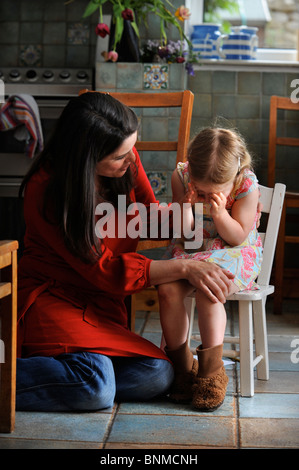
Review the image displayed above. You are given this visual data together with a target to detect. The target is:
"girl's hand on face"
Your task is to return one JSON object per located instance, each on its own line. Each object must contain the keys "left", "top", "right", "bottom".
{"left": 209, "top": 192, "right": 227, "bottom": 217}
{"left": 183, "top": 182, "right": 198, "bottom": 205}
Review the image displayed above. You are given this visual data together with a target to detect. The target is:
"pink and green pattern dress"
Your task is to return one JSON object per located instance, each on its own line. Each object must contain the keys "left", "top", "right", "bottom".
{"left": 171, "top": 161, "right": 263, "bottom": 291}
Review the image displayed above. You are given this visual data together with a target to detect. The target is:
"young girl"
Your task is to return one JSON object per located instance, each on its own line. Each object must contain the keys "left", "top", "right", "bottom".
{"left": 158, "top": 127, "right": 263, "bottom": 411}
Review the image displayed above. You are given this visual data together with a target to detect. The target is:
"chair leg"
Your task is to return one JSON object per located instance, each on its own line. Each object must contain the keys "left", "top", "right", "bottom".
{"left": 0, "top": 296, "right": 17, "bottom": 432}
{"left": 185, "top": 296, "right": 196, "bottom": 348}
{"left": 0, "top": 250, "right": 17, "bottom": 433}
{"left": 253, "top": 298, "right": 269, "bottom": 381}
{"left": 239, "top": 300, "right": 254, "bottom": 397}
{"left": 273, "top": 201, "right": 286, "bottom": 315}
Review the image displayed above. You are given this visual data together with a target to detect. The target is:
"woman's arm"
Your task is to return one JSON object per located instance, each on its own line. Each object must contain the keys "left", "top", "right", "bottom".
{"left": 149, "top": 257, "right": 235, "bottom": 303}
{"left": 211, "top": 187, "right": 259, "bottom": 246}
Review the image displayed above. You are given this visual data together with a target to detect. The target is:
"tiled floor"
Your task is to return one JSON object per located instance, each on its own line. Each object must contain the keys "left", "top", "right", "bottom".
{"left": 0, "top": 299, "right": 298, "bottom": 450}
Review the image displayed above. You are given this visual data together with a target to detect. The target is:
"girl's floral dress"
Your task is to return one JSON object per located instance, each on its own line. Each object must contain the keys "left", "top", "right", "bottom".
{"left": 171, "top": 161, "right": 263, "bottom": 291}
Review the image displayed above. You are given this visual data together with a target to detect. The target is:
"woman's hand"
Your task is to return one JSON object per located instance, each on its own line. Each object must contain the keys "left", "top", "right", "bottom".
{"left": 150, "top": 258, "right": 235, "bottom": 304}
{"left": 184, "top": 259, "right": 235, "bottom": 303}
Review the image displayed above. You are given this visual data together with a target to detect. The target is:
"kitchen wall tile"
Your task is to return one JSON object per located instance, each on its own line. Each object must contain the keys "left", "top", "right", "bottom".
{"left": 95, "top": 62, "right": 116, "bottom": 89}
{"left": 262, "top": 72, "right": 286, "bottom": 96}
{"left": 169, "top": 63, "right": 186, "bottom": 90}
{"left": 0, "top": 22, "right": 19, "bottom": 44}
{"left": 0, "top": 0, "right": 20, "bottom": 21}
{"left": 193, "top": 93, "right": 212, "bottom": 118}
{"left": 67, "top": 23, "right": 90, "bottom": 45}
{"left": 237, "top": 95, "right": 260, "bottom": 119}
{"left": 146, "top": 171, "right": 167, "bottom": 197}
{"left": 141, "top": 151, "right": 169, "bottom": 170}
{"left": 213, "top": 71, "right": 236, "bottom": 93}
{"left": 43, "top": 22, "right": 66, "bottom": 45}
{"left": 188, "top": 70, "right": 212, "bottom": 94}
{"left": 142, "top": 117, "right": 168, "bottom": 142}
{"left": 44, "top": 1, "right": 66, "bottom": 22}
{"left": 19, "top": 44, "right": 42, "bottom": 66}
{"left": 143, "top": 64, "right": 169, "bottom": 90}
{"left": 1, "top": 45, "right": 19, "bottom": 67}
{"left": 43, "top": 45, "right": 66, "bottom": 67}
{"left": 213, "top": 95, "right": 236, "bottom": 119}
{"left": 117, "top": 63, "right": 142, "bottom": 89}
{"left": 238, "top": 71, "right": 261, "bottom": 94}
{"left": 66, "top": 45, "right": 90, "bottom": 67}
{"left": 20, "top": 0, "right": 44, "bottom": 21}
{"left": 20, "top": 22, "right": 43, "bottom": 44}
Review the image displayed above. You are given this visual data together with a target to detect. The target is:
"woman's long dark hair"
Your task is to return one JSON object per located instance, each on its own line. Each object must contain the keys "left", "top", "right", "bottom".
{"left": 19, "top": 92, "right": 139, "bottom": 263}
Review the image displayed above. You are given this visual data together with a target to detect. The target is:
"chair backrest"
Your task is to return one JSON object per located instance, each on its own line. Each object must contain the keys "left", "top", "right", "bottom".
{"left": 79, "top": 89, "right": 194, "bottom": 166}
{"left": 79, "top": 89, "right": 194, "bottom": 250}
{"left": 268, "top": 95, "right": 299, "bottom": 187}
{"left": 257, "top": 183, "right": 286, "bottom": 286}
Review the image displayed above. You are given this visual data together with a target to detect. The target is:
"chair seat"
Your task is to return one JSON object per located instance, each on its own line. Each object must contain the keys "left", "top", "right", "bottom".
{"left": 186, "top": 284, "right": 274, "bottom": 302}
{"left": 186, "top": 183, "right": 286, "bottom": 397}
{"left": 227, "top": 285, "right": 274, "bottom": 301}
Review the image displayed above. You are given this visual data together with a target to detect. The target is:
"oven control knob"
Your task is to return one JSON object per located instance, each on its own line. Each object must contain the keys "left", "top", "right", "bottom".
{"left": 59, "top": 70, "right": 71, "bottom": 81}
{"left": 43, "top": 70, "right": 54, "bottom": 81}
{"left": 76, "top": 70, "right": 88, "bottom": 82}
{"left": 9, "top": 69, "right": 21, "bottom": 81}
{"left": 26, "top": 69, "right": 37, "bottom": 81}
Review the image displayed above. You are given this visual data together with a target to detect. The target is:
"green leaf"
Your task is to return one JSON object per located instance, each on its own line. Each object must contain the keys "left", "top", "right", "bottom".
{"left": 114, "top": 16, "right": 124, "bottom": 48}
{"left": 82, "top": 1, "right": 100, "bottom": 18}
{"left": 131, "top": 21, "right": 140, "bottom": 38}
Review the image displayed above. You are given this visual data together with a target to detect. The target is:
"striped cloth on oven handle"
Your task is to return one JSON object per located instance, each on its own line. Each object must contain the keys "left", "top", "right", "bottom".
{"left": 0, "top": 94, "right": 44, "bottom": 158}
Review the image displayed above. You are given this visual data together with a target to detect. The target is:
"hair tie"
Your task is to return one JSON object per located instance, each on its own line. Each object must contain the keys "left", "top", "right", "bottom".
{"left": 237, "top": 156, "right": 241, "bottom": 174}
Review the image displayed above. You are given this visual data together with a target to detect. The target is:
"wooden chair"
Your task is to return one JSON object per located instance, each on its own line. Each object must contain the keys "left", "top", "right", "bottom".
{"left": 186, "top": 184, "right": 286, "bottom": 397}
{"left": 79, "top": 90, "right": 194, "bottom": 330}
{"left": 0, "top": 240, "right": 18, "bottom": 432}
{"left": 268, "top": 95, "right": 299, "bottom": 314}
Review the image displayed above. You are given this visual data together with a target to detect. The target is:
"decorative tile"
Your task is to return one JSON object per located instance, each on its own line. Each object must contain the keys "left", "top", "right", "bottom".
{"left": 147, "top": 171, "right": 167, "bottom": 196}
{"left": 67, "top": 23, "right": 90, "bottom": 45}
{"left": 143, "top": 64, "right": 168, "bottom": 90}
{"left": 19, "top": 44, "right": 42, "bottom": 66}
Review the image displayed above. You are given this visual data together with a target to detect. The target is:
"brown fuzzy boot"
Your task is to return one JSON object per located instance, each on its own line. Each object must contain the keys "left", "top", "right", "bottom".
{"left": 165, "top": 341, "right": 198, "bottom": 403}
{"left": 192, "top": 344, "right": 228, "bottom": 412}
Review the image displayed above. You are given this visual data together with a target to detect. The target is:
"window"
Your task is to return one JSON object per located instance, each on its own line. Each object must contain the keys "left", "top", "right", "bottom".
{"left": 185, "top": 0, "right": 299, "bottom": 60}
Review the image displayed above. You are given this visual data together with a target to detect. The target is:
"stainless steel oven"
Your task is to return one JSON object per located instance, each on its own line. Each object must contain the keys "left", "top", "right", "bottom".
{"left": 0, "top": 67, "right": 93, "bottom": 254}
{"left": 0, "top": 67, "right": 93, "bottom": 197}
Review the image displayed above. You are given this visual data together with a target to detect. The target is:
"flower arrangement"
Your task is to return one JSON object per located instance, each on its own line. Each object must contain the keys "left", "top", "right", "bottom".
{"left": 140, "top": 39, "right": 198, "bottom": 75}
{"left": 79, "top": 1, "right": 192, "bottom": 63}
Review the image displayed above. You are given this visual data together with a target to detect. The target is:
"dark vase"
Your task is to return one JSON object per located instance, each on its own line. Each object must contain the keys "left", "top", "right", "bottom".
{"left": 109, "top": 18, "right": 140, "bottom": 62}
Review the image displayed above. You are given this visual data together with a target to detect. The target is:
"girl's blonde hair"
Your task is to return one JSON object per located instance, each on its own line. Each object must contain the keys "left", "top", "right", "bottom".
{"left": 187, "top": 127, "right": 252, "bottom": 187}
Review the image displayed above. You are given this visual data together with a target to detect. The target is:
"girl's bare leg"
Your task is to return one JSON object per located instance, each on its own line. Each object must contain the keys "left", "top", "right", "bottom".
{"left": 158, "top": 280, "right": 194, "bottom": 350}
{"left": 195, "top": 280, "right": 239, "bottom": 348}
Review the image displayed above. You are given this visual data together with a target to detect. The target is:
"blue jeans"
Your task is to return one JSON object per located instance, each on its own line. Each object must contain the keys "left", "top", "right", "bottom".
{"left": 16, "top": 352, "right": 174, "bottom": 411}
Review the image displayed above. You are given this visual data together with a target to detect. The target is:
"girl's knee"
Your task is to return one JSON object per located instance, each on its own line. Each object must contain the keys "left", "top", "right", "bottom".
{"left": 158, "top": 282, "right": 182, "bottom": 304}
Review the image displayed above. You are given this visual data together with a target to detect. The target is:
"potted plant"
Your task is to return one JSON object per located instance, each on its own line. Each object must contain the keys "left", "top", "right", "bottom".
{"left": 80, "top": 0, "right": 192, "bottom": 63}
